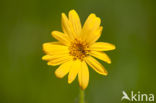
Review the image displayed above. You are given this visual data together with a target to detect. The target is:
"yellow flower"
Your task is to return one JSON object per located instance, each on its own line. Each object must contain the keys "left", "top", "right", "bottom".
{"left": 42, "top": 10, "right": 116, "bottom": 90}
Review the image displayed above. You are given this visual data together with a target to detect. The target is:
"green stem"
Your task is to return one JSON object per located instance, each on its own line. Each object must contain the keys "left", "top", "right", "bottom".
{"left": 79, "top": 89, "right": 85, "bottom": 103}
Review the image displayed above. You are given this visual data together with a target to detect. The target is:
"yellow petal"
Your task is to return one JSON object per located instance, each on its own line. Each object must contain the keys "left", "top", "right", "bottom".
{"left": 61, "top": 13, "right": 76, "bottom": 39}
{"left": 42, "top": 42, "right": 72, "bottom": 65}
{"left": 87, "top": 26, "right": 103, "bottom": 44}
{"left": 68, "top": 60, "right": 81, "bottom": 84}
{"left": 47, "top": 55, "right": 72, "bottom": 66}
{"left": 81, "top": 14, "right": 101, "bottom": 41}
{"left": 68, "top": 10, "right": 82, "bottom": 36}
{"left": 85, "top": 56, "right": 108, "bottom": 76}
{"left": 90, "top": 42, "right": 116, "bottom": 51}
{"left": 42, "top": 55, "right": 53, "bottom": 60}
{"left": 42, "top": 53, "right": 70, "bottom": 61}
{"left": 51, "top": 31, "right": 70, "bottom": 46}
{"left": 89, "top": 51, "right": 111, "bottom": 64}
{"left": 55, "top": 61, "right": 73, "bottom": 78}
{"left": 78, "top": 61, "right": 89, "bottom": 90}
{"left": 42, "top": 42, "right": 69, "bottom": 55}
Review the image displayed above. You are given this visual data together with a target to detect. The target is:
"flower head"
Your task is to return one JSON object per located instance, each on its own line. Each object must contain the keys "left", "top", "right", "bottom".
{"left": 42, "top": 10, "right": 116, "bottom": 90}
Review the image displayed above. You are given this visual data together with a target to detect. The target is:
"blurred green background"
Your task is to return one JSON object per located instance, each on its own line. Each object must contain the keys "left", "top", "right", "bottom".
{"left": 0, "top": 0, "right": 156, "bottom": 103}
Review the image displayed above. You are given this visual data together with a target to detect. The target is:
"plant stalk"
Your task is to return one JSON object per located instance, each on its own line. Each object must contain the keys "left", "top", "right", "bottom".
{"left": 79, "top": 89, "right": 85, "bottom": 103}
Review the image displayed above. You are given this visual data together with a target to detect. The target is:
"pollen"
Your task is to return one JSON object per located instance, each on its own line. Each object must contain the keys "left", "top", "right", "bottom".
{"left": 69, "top": 39, "right": 90, "bottom": 60}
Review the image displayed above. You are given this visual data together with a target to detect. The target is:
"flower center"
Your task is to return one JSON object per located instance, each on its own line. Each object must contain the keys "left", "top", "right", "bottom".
{"left": 69, "top": 39, "right": 90, "bottom": 60}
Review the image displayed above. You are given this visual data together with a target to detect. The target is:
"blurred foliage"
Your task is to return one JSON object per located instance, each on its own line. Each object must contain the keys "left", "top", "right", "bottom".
{"left": 0, "top": 0, "right": 156, "bottom": 103}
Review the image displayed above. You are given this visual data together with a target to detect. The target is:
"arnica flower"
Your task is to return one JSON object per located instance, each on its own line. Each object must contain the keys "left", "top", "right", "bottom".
{"left": 42, "top": 10, "right": 116, "bottom": 90}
